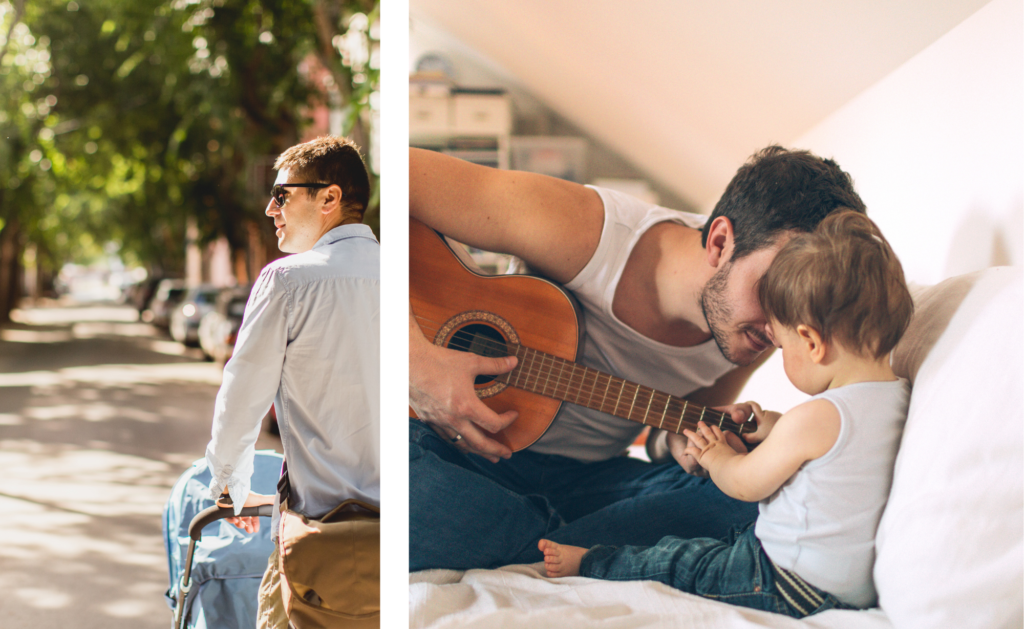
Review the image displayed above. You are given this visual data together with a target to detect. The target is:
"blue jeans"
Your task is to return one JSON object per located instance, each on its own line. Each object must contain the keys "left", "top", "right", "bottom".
{"left": 409, "top": 418, "right": 758, "bottom": 571}
{"left": 580, "top": 523, "right": 853, "bottom": 618}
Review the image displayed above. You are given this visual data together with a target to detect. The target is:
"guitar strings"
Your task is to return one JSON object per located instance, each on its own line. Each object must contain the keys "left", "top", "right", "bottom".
{"left": 412, "top": 315, "right": 749, "bottom": 434}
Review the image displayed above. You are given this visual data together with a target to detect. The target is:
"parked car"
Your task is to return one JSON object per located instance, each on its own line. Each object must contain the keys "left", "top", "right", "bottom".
{"left": 142, "top": 279, "right": 187, "bottom": 328}
{"left": 170, "top": 285, "right": 221, "bottom": 346}
{"left": 197, "top": 285, "right": 251, "bottom": 363}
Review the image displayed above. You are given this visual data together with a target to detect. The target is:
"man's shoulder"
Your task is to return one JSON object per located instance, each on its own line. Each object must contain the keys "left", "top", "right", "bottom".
{"left": 262, "top": 242, "right": 378, "bottom": 286}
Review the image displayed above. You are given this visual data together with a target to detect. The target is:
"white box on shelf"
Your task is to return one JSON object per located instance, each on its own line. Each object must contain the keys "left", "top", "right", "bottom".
{"left": 410, "top": 95, "right": 451, "bottom": 136}
{"left": 451, "top": 93, "right": 511, "bottom": 136}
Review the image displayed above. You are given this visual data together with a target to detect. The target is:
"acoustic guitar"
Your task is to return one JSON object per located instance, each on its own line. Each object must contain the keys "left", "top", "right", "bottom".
{"left": 409, "top": 217, "right": 755, "bottom": 452}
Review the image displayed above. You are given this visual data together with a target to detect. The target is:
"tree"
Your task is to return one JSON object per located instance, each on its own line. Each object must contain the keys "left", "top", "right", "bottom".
{"left": 0, "top": 0, "right": 379, "bottom": 321}
{"left": 0, "top": 0, "right": 53, "bottom": 317}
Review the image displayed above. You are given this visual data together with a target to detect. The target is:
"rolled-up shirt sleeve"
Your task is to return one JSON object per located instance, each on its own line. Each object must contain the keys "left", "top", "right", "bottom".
{"left": 205, "top": 267, "right": 290, "bottom": 514}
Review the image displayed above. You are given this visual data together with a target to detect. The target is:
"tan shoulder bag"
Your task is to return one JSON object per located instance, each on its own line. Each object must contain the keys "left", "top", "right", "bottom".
{"left": 277, "top": 487, "right": 379, "bottom": 628}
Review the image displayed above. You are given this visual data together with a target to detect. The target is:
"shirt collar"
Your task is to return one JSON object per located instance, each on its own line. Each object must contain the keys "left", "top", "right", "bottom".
{"left": 312, "top": 223, "right": 378, "bottom": 250}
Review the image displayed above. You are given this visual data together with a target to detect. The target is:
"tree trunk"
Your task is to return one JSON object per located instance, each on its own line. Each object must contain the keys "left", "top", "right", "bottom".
{"left": 0, "top": 218, "right": 23, "bottom": 323}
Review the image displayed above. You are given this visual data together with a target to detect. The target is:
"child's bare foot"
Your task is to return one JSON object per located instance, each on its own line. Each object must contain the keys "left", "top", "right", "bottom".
{"left": 538, "top": 539, "right": 587, "bottom": 578}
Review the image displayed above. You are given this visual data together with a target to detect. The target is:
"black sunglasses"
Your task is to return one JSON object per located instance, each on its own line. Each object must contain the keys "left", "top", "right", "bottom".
{"left": 271, "top": 183, "right": 330, "bottom": 208}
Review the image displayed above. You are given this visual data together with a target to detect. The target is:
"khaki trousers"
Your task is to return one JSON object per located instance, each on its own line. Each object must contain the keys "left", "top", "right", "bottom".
{"left": 257, "top": 544, "right": 290, "bottom": 629}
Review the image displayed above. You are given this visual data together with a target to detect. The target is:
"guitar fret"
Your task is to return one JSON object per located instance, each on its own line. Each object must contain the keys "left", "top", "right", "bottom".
{"left": 679, "top": 401, "right": 688, "bottom": 434}
{"left": 659, "top": 395, "right": 670, "bottom": 429}
{"left": 531, "top": 351, "right": 541, "bottom": 394}
{"left": 548, "top": 354, "right": 559, "bottom": 397}
{"left": 548, "top": 357, "right": 557, "bottom": 397}
{"left": 626, "top": 384, "right": 640, "bottom": 422}
{"left": 584, "top": 366, "right": 595, "bottom": 408}
{"left": 516, "top": 347, "right": 527, "bottom": 389}
{"left": 542, "top": 353, "right": 553, "bottom": 396}
{"left": 612, "top": 378, "right": 625, "bottom": 417}
{"left": 565, "top": 360, "right": 574, "bottom": 402}
{"left": 642, "top": 389, "right": 655, "bottom": 426}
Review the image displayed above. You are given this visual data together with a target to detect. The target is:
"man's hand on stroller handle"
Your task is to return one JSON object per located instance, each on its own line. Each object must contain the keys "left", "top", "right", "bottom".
{"left": 217, "top": 491, "right": 275, "bottom": 534}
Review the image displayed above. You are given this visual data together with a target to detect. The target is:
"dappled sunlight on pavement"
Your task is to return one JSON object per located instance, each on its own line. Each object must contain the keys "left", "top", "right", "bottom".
{"left": 0, "top": 299, "right": 280, "bottom": 628}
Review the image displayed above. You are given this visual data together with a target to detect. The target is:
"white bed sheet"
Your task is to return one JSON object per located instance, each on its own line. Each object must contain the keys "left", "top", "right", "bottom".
{"left": 410, "top": 564, "right": 895, "bottom": 629}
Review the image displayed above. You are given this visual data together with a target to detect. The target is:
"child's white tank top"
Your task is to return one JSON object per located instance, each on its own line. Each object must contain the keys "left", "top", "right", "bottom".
{"left": 756, "top": 380, "right": 910, "bottom": 608}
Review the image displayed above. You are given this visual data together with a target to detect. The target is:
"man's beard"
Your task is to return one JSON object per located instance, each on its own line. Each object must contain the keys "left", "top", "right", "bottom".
{"left": 700, "top": 262, "right": 767, "bottom": 366}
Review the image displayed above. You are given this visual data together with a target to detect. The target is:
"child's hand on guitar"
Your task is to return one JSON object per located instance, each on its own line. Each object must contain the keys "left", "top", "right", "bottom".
{"left": 665, "top": 400, "right": 756, "bottom": 475}
{"left": 682, "top": 422, "right": 743, "bottom": 470}
{"left": 667, "top": 427, "right": 747, "bottom": 476}
{"left": 721, "top": 401, "right": 781, "bottom": 445}
{"left": 410, "top": 325, "right": 519, "bottom": 463}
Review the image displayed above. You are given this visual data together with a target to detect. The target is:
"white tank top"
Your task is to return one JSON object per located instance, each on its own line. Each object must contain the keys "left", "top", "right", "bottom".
{"left": 756, "top": 380, "right": 910, "bottom": 608}
{"left": 526, "top": 186, "right": 735, "bottom": 462}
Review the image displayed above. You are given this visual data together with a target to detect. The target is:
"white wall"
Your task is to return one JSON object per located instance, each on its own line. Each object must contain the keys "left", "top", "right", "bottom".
{"left": 739, "top": 0, "right": 1023, "bottom": 412}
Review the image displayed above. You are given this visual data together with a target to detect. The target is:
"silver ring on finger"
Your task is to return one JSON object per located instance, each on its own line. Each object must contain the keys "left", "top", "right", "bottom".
{"left": 450, "top": 433, "right": 463, "bottom": 443}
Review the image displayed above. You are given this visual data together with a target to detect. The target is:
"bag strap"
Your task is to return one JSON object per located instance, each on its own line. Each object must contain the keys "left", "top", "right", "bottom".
{"left": 277, "top": 459, "right": 291, "bottom": 512}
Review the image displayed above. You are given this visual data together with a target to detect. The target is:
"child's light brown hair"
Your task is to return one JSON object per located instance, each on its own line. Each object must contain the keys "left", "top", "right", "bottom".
{"left": 758, "top": 210, "right": 914, "bottom": 359}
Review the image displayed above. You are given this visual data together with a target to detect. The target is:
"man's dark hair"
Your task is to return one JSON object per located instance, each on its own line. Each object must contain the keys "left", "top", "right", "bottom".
{"left": 274, "top": 136, "right": 371, "bottom": 220}
{"left": 702, "top": 145, "right": 866, "bottom": 260}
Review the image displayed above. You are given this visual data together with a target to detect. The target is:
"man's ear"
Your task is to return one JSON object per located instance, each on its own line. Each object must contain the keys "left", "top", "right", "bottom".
{"left": 320, "top": 184, "right": 343, "bottom": 216}
{"left": 704, "top": 216, "right": 734, "bottom": 269}
{"left": 796, "top": 324, "right": 828, "bottom": 364}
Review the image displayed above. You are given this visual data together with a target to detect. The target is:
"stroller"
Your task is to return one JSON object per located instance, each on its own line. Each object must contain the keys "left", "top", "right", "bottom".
{"left": 163, "top": 450, "right": 284, "bottom": 629}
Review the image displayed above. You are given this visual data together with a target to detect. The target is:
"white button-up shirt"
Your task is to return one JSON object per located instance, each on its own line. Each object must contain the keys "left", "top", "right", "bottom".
{"left": 205, "top": 223, "right": 380, "bottom": 521}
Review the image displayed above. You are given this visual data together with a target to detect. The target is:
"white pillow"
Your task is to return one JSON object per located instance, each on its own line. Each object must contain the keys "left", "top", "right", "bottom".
{"left": 877, "top": 266, "right": 1023, "bottom": 628}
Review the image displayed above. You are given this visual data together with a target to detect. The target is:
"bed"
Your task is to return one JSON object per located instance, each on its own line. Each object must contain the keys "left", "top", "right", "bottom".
{"left": 410, "top": 266, "right": 1023, "bottom": 629}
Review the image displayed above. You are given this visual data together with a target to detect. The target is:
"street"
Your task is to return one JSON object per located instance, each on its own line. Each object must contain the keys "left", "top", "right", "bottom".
{"left": 0, "top": 299, "right": 280, "bottom": 628}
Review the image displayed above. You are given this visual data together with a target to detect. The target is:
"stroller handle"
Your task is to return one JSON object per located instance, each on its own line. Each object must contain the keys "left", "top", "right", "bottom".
{"left": 188, "top": 504, "right": 275, "bottom": 541}
{"left": 176, "top": 504, "right": 275, "bottom": 629}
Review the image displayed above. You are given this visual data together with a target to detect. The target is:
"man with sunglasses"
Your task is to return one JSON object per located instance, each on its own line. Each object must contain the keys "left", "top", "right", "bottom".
{"left": 204, "top": 136, "right": 380, "bottom": 628}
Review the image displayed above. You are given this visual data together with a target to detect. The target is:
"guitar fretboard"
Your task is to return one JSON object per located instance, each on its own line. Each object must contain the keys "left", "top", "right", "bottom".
{"left": 495, "top": 343, "right": 752, "bottom": 436}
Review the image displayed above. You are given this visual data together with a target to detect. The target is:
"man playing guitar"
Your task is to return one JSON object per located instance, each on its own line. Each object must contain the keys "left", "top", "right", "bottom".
{"left": 409, "top": 145, "right": 866, "bottom": 571}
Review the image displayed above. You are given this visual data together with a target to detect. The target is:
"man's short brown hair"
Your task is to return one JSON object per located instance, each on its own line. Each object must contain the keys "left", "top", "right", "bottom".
{"left": 758, "top": 210, "right": 914, "bottom": 359}
{"left": 274, "top": 136, "right": 370, "bottom": 221}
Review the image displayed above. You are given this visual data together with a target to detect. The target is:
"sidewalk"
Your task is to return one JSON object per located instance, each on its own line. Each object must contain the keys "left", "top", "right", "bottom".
{"left": 0, "top": 299, "right": 280, "bottom": 628}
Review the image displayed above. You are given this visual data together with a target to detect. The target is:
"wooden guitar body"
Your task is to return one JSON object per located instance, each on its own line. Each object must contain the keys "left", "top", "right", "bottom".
{"left": 409, "top": 218, "right": 584, "bottom": 451}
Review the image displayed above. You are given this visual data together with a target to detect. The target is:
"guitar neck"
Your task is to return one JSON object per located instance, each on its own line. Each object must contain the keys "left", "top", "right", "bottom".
{"left": 495, "top": 343, "right": 752, "bottom": 436}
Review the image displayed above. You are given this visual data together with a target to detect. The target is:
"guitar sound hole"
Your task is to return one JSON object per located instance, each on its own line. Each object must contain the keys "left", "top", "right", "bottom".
{"left": 449, "top": 324, "right": 508, "bottom": 385}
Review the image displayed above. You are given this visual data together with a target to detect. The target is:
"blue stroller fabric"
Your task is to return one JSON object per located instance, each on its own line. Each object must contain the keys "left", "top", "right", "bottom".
{"left": 163, "top": 450, "right": 283, "bottom": 629}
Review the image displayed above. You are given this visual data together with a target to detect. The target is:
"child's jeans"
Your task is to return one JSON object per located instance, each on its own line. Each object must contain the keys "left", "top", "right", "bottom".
{"left": 579, "top": 522, "right": 855, "bottom": 618}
